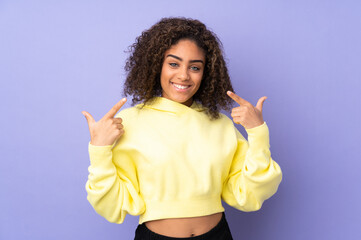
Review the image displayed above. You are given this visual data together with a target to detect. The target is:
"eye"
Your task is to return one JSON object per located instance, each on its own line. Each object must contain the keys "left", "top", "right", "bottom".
{"left": 169, "top": 63, "right": 178, "bottom": 67}
{"left": 190, "top": 66, "right": 200, "bottom": 71}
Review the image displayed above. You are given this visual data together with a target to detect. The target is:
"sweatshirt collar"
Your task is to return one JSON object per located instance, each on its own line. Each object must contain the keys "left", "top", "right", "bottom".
{"left": 137, "top": 97, "right": 206, "bottom": 114}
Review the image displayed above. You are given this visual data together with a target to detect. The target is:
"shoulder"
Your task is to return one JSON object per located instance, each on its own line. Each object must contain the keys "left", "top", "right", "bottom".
{"left": 216, "top": 112, "right": 247, "bottom": 140}
{"left": 217, "top": 112, "right": 234, "bottom": 126}
{"left": 114, "top": 105, "right": 142, "bottom": 120}
{"left": 202, "top": 112, "right": 238, "bottom": 136}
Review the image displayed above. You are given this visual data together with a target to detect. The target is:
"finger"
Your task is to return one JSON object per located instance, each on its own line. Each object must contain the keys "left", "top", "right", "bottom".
{"left": 104, "top": 98, "right": 127, "bottom": 119}
{"left": 82, "top": 111, "right": 95, "bottom": 125}
{"left": 232, "top": 106, "right": 247, "bottom": 113}
{"left": 119, "top": 128, "right": 125, "bottom": 135}
{"left": 256, "top": 96, "right": 267, "bottom": 112}
{"left": 227, "top": 91, "right": 251, "bottom": 106}
{"left": 113, "top": 118, "right": 123, "bottom": 124}
{"left": 233, "top": 117, "right": 242, "bottom": 125}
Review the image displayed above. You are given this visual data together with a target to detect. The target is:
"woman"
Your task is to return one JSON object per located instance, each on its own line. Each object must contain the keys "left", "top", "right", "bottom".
{"left": 82, "top": 17, "right": 282, "bottom": 239}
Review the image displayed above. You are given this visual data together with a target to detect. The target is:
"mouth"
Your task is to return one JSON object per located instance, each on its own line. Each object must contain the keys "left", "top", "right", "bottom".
{"left": 171, "top": 82, "right": 192, "bottom": 90}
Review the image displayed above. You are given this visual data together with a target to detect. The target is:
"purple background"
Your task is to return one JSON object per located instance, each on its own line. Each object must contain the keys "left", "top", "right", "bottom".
{"left": 1, "top": 0, "right": 360, "bottom": 239}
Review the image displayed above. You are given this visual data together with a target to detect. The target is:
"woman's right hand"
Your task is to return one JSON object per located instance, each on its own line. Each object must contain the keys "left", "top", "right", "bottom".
{"left": 82, "top": 98, "right": 127, "bottom": 146}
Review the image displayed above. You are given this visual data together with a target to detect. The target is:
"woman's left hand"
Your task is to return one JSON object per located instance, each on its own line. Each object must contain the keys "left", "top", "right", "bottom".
{"left": 227, "top": 91, "right": 266, "bottom": 129}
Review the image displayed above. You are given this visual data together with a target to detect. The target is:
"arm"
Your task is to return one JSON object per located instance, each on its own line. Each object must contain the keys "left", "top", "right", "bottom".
{"left": 221, "top": 122, "right": 282, "bottom": 211}
{"left": 85, "top": 142, "right": 145, "bottom": 224}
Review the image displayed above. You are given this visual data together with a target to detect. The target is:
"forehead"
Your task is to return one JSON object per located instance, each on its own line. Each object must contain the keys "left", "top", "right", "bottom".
{"left": 165, "top": 39, "right": 205, "bottom": 60}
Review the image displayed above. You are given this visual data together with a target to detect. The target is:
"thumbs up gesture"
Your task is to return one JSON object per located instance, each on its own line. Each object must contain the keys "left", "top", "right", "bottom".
{"left": 82, "top": 98, "right": 127, "bottom": 146}
{"left": 227, "top": 91, "right": 266, "bottom": 129}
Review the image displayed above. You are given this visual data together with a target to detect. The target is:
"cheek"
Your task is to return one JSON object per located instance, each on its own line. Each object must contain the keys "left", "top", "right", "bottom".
{"left": 160, "top": 69, "right": 168, "bottom": 86}
{"left": 195, "top": 72, "right": 204, "bottom": 85}
{"left": 160, "top": 67, "right": 172, "bottom": 82}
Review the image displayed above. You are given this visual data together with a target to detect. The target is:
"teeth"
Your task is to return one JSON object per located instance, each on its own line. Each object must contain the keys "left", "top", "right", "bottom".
{"left": 173, "top": 83, "right": 190, "bottom": 89}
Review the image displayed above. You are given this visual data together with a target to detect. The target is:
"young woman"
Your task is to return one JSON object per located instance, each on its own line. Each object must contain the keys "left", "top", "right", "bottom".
{"left": 82, "top": 17, "right": 282, "bottom": 240}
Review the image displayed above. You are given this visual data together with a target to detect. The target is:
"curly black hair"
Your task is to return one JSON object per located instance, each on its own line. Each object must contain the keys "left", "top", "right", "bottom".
{"left": 123, "top": 17, "right": 234, "bottom": 120}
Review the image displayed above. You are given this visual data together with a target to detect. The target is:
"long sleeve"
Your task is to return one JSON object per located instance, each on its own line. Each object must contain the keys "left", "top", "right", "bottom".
{"left": 221, "top": 121, "right": 282, "bottom": 211}
{"left": 85, "top": 141, "right": 146, "bottom": 224}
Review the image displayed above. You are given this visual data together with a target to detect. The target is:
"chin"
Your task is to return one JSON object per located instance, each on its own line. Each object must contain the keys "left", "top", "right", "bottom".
{"left": 162, "top": 87, "right": 198, "bottom": 106}
{"left": 163, "top": 93, "right": 192, "bottom": 105}
{"left": 173, "top": 96, "right": 192, "bottom": 103}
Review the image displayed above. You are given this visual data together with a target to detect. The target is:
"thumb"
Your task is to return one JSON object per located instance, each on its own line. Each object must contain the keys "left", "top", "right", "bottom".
{"left": 256, "top": 96, "right": 267, "bottom": 112}
{"left": 82, "top": 111, "right": 95, "bottom": 125}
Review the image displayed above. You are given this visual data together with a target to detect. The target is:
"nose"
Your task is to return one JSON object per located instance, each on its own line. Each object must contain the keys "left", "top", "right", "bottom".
{"left": 177, "top": 66, "right": 190, "bottom": 81}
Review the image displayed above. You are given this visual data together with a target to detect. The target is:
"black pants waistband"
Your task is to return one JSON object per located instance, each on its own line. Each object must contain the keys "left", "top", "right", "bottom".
{"left": 134, "top": 212, "right": 233, "bottom": 240}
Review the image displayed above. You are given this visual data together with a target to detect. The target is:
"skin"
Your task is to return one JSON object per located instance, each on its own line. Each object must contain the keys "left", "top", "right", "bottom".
{"left": 82, "top": 39, "right": 268, "bottom": 238}
{"left": 227, "top": 91, "right": 267, "bottom": 129}
{"left": 160, "top": 39, "right": 205, "bottom": 107}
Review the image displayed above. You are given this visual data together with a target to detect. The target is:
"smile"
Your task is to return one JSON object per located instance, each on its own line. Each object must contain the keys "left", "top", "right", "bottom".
{"left": 171, "top": 82, "right": 191, "bottom": 90}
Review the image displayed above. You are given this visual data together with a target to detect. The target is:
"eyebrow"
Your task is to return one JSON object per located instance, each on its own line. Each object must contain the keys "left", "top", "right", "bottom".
{"left": 166, "top": 54, "right": 204, "bottom": 64}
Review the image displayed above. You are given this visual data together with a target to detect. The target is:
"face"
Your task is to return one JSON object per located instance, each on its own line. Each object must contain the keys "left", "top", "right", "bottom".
{"left": 160, "top": 39, "right": 206, "bottom": 107}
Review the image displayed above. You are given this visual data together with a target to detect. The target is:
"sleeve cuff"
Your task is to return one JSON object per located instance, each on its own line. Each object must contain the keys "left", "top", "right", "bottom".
{"left": 245, "top": 121, "right": 270, "bottom": 150}
{"left": 88, "top": 141, "right": 114, "bottom": 165}
{"left": 88, "top": 141, "right": 117, "bottom": 150}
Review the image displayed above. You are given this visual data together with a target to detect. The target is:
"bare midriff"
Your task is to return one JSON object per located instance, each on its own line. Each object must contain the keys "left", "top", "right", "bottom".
{"left": 144, "top": 212, "right": 223, "bottom": 238}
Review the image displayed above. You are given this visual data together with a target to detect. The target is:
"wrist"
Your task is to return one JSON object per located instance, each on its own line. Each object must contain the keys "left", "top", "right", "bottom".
{"left": 245, "top": 121, "right": 265, "bottom": 130}
{"left": 90, "top": 140, "right": 113, "bottom": 147}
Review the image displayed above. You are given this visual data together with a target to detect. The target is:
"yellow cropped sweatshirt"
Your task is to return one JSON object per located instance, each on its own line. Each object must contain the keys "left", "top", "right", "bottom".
{"left": 85, "top": 96, "right": 282, "bottom": 224}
